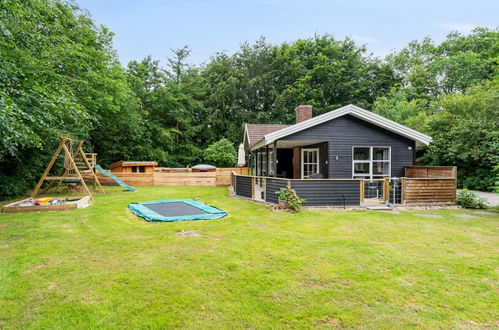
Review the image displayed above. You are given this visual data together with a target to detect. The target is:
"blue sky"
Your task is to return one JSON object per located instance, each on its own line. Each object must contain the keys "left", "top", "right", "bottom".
{"left": 76, "top": 0, "right": 498, "bottom": 66}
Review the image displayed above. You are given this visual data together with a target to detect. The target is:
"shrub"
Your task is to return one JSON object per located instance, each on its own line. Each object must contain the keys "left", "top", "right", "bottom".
{"left": 283, "top": 188, "right": 306, "bottom": 211}
{"left": 278, "top": 188, "right": 287, "bottom": 201}
{"left": 203, "top": 138, "right": 237, "bottom": 168}
{"left": 456, "top": 189, "right": 487, "bottom": 209}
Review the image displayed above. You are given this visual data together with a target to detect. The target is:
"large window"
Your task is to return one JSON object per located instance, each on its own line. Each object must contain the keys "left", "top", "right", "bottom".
{"left": 352, "top": 147, "right": 390, "bottom": 178}
{"left": 301, "top": 148, "right": 319, "bottom": 178}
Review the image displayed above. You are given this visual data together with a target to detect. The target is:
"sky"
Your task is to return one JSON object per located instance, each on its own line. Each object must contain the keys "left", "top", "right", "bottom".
{"left": 76, "top": 0, "right": 498, "bottom": 66}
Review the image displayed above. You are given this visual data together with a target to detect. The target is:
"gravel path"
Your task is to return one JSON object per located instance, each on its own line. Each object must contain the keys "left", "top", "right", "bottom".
{"left": 468, "top": 190, "right": 499, "bottom": 207}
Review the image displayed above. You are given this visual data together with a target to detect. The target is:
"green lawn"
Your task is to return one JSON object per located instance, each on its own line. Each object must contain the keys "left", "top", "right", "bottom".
{"left": 1, "top": 186, "right": 498, "bottom": 328}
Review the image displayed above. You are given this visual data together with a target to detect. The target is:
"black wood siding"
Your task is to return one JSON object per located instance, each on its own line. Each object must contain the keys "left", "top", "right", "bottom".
{"left": 235, "top": 176, "right": 252, "bottom": 198}
{"left": 291, "top": 180, "right": 360, "bottom": 206}
{"left": 265, "top": 179, "right": 288, "bottom": 204}
{"left": 286, "top": 115, "right": 415, "bottom": 178}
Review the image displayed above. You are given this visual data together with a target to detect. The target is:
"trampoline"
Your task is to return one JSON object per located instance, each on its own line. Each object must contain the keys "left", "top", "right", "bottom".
{"left": 128, "top": 199, "right": 227, "bottom": 222}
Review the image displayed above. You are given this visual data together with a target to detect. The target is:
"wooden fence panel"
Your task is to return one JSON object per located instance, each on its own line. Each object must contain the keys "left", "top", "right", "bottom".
{"left": 404, "top": 178, "right": 456, "bottom": 204}
{"left": 98, "top": 167, "right": 248, "bottom": 187}
{"left": 97, "top": 173, "right": 154, "bottom": 186}
{"left": 153, "top": 172, "right": 216, "bottom": 186}
{"left": 405, "top": 166, "right": 456, "bottom": 178}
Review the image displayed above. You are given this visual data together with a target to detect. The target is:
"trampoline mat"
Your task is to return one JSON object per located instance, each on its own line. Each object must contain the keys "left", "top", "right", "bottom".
{"left": 128, "top": 199, "right": 227, "bottom": 222}
{"left": 144, "top": 202, "right": 208, "bottom": 217}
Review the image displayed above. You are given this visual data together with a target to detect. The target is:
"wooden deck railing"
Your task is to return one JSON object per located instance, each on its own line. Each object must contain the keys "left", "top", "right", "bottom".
{"left": 232, "top": 167, "right": 457, "bottom": 206}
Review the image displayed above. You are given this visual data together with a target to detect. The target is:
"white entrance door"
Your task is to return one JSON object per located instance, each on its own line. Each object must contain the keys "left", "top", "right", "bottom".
{"left": 301, "top": 148, "right": 319, "bottom": 179}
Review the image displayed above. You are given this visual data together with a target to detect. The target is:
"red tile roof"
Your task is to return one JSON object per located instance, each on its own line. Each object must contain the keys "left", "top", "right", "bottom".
{"left": 245, "top": 124, "right": 290, "bottom": 147}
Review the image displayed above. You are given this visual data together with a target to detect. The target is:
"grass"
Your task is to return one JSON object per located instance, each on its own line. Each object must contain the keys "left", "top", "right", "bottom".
{"left": 1, "top": 186, "right": 498, "bottom": 328}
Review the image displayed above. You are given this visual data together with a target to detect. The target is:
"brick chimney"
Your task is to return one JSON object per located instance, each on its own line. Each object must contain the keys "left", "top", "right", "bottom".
{"left": 295, "top": 105, "right": 313, "bottom": 123}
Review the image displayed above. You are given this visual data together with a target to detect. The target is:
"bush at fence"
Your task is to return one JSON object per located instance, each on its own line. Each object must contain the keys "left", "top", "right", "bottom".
{"left": 456, "top": 189, "right": 487, "bottom": 209}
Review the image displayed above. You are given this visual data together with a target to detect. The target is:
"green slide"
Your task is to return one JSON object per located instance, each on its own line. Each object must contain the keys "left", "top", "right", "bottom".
{"left": 94, "top": 165, "right": 136, "bottom": 192}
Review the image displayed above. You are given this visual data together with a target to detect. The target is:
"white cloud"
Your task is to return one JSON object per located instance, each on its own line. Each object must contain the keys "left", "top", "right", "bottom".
{"left": 439, "top": 23, "right": 475, "bottom": 34}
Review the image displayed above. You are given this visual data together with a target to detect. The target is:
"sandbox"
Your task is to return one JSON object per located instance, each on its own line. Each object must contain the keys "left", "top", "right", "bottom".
{"left": 2, "top": 196, "right": 91, "bottom": 214}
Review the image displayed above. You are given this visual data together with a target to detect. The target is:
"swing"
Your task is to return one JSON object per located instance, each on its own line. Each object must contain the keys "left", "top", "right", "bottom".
{"left": 31, "top": 136, "right": 105, "bottom": 201}
{"left": 3, "top": 136, "right": 103, "bottom": 213}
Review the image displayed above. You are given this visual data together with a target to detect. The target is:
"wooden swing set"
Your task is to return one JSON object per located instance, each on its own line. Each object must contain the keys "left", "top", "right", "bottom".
{"left": 31, "top": 136, "right": 104, "bottom": 201}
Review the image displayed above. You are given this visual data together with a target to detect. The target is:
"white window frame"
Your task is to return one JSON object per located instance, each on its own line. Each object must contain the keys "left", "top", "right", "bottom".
{"left": 352, "top": 146, "right": 391, "bottom": 179}
{"left": 301, "top": 148, "right": 320, "bottom": 179}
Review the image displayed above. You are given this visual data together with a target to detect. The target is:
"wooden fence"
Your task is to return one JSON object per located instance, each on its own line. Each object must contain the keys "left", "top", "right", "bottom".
{"left": 97, "top": 167, "right": 248, "bottom": 187}
{"left": 403, "top": 166, "right": 457, "bottom": 204}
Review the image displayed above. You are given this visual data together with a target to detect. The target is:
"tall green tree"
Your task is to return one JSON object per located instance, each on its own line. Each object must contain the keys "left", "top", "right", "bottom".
{"left": 0, "top": 0, "right": 147, "bottom": 198}
{"left": 420, "top": 78, "right": 499, "bottom": 191}
{"left": 126, "top": 48, "right": 205, "bottom": 167}
{"left": 386, "top": 28, "right": 498, "bottom": 101}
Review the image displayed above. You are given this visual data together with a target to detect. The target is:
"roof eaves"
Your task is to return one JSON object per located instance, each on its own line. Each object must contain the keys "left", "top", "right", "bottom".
{"left": 262, "top": 104, "right": 432, "bottom": 147}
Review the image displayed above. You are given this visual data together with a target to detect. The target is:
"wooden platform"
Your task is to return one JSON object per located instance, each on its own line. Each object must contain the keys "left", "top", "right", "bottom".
{"left": 2, "top": 196, "right": 91, "bottom": 214}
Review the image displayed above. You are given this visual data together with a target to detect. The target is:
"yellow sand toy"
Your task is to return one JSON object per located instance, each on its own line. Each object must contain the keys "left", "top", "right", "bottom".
{"left": 34, "top": 197, "right": 53, "bottom": 204}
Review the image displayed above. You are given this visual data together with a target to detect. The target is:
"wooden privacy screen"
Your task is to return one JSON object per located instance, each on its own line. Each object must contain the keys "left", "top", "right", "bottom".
{"left": 405, "top": 166, "right": 456, "bottom": 178}
{"left": 403, "top": 178, "right": 456, "bottom": 204}
{"left": 403, "top": 166, "right": 457, "bottom": 204}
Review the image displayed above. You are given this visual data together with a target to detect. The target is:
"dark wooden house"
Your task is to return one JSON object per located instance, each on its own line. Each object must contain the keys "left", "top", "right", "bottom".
{"left": 236, "top": 104, "right": 442, "bottom": 206}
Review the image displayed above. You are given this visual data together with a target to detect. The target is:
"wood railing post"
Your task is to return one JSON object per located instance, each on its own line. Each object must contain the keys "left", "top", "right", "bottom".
{"left": 384, "top": 178, "right": 390, "bottom": 203}
{"left": 401, "top": 177, "right": 406, "bottom": 204}
{"left": 359, "top": 179, "right": 364, "bottom": 203}
{"left": 252, "top": 177, "right": 256, "bottom": 199}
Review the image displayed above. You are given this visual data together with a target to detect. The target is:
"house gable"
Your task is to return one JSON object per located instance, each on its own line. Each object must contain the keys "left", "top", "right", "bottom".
{"left": 251, "top": 104, "right": 431, "bottom": 150}
{"left": 285, "top": 114, "right": 415, "bottom": 178}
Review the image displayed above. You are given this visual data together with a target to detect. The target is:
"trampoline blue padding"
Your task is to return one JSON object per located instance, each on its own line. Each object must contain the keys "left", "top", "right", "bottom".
{"left": 128, "top": 199, "right": 227, "bottom": 222}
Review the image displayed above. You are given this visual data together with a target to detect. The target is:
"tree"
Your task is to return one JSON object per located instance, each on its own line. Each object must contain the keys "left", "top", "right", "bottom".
{"left": 386, "top": 28, "right": 498, "bottom": 101}
{"left": 167, "top": 46, "right": 191, "bottom": 83}
{"left": 204, "top": 139, "right": 237, "bottom": 167}
{"left": 420, "top": 78, "right": 499, "bottom": 191}
{"left": 372, "top": 89, "right": 428, "bottom": 129}
{"left": 0, "top": 0, "right": 148, "bottom": 198}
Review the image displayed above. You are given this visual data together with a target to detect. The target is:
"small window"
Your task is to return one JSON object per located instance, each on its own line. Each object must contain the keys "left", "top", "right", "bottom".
{"left": 352, "top": 147, "right": 390, "bottom": 179}
{"left": 131, "top": 166, "right": 138, "bottom": 173}
{"left": 139, "top": 166, "right": 145, "bottom": 173}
